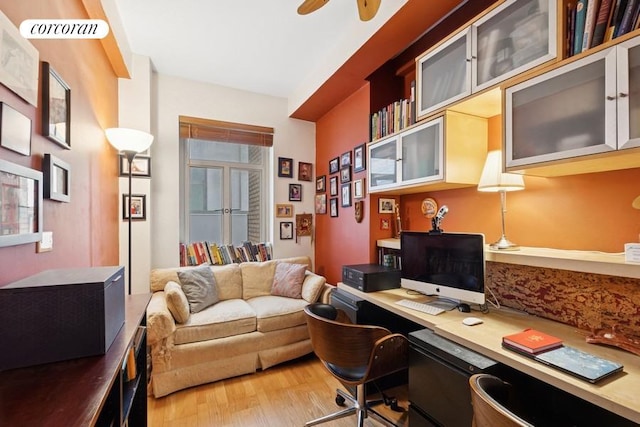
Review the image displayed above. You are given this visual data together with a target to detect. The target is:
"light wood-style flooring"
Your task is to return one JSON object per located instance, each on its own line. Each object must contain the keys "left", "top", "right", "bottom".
{"left": 148, "top": 354, "right": 409, "bottom": 427}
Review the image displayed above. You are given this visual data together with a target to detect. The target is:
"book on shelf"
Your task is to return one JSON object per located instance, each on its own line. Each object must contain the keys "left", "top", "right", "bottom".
{"left": 573, "top": 0, "right": 588, "bottom": 55}
{"left": 502, "top": 328, "right": 563, "bottom": 354}
{"left": 591, "top": 0, "right": 614, "bottom": 47}
{"left": 581, "top": 0, "right": 601, "bottom": 52}
{"left": 179, "top": 241, "right": 273, "bottom": 266}
{"left": 615, "top": 0, "right": 640, "bottom": 37}
{"left": 607, "top": 0, "right": 629, "bottom": 40}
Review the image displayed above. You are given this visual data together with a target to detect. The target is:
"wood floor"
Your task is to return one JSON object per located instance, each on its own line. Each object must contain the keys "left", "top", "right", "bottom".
{"left": 147, "top": 354, "right": 409, "bottom": 427}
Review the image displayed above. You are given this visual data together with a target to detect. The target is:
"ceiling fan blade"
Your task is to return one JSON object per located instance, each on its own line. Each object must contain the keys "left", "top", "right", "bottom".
{"left": 357, "top": 0, "right": 381, "bottom": 21}
{"left": 297, "top": 0, "right": 330, "bottom": 15}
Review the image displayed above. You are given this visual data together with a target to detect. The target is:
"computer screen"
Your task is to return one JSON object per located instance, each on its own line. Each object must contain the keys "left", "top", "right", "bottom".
{"left": 400, "top": 231, "right": 486, "bottom": 306}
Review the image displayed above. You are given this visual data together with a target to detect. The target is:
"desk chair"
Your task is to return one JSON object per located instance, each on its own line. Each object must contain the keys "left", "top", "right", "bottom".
{"left": 304, "top": 303, "right": 408, "bottom": 427}
{"left": 469, "top": 374, "right": 534, "bottom": 427}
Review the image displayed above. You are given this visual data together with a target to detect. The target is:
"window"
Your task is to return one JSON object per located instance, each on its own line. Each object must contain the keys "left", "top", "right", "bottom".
{"left": 179, "top": 116, "right": 273, "bottom": 246}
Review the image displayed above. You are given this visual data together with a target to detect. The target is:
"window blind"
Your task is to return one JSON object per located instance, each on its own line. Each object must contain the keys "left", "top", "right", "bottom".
{"left": 179, "top": 115, "right": 273, "bottom": 147}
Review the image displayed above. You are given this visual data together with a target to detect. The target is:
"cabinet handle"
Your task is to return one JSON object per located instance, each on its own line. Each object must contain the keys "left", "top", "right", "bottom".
{"left": 396, "top": 158, "right": 402, "bottom": 162}
{"left": 619, "top": 92, "right": 628, "bottom": 98}
{"left": 606, "top": 95, "right": 616, "bottom": 100}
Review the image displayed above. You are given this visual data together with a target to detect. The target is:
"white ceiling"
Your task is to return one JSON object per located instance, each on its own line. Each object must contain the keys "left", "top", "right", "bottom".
{"left": 110, "top": 0, "right": 405, "bottom": 102}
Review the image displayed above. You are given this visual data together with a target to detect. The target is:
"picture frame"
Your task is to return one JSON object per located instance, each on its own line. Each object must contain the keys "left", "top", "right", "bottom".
{"left": 43, "top": 153, "right": 70, "bottom": 203}
{"left": 353, "top": 143, "right": 366, "bottom": 173}
{"left": 378, "top": 197, "right": 396, "bottom": 214}
{"left": 341, "top": 183, "right": 352, "bottom": 207}
{"left": 119, "top": 154, "right": 151, "bottom": 178}
{"left": 340, "top": 165, "right": 351, "bottom": 183}
{"left": 275, "top": 203, "right": 293, "bottom": 218}
{"left": 298, "top": 161, "right": 313, "bottom": 181}
{"left": 289, "top": 183, "right": 302, "bottom": 201}
{"left": 41, "top": 62, "right": 71, "bottom": 149}
{"left": 0, "top": 11, "right": 39, "bottom": 107}
{"left": 0, "top": 102, "right": 31, "bottom": 156}
{"left": 278, "top": 157, "right": 293, "bottom": 178}
{"left": 296, "top": 213, "right": 313, "bottom": 237}
{"left": 329, "top": 157, "right": 339, "bottom": 174}
{"left": 315, "top": 193, "right": 327, "bottom": 214}
{"left": 353, "top": 178, "right": 365, "bottom": 199}
{"left": 380, "top": 218, "right": 390, "bottom": 230}
{"left": 0, "top": 159, "right": 43, "bottom": 247}
{"left": 329, "top": 176, "right": 338, "bottom": 196}
{"left": 279, "top": 221, "right": 294, "bottom": 240}
{"left": 122, "top": 194, "right": 146, "bottom": 220}
{"left": 330, "top": 197, "right": 339, "bottom": 217}
{"left": 340, "top": 150, "right": 352, "bottom": 167}
{"left": 316, "top": 175, "right": 326, "bottom": 193}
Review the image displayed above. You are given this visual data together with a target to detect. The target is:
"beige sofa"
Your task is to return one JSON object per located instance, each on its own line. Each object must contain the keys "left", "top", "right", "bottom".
{"left": 146, "top": 256, "right": 328, "bottom": 397}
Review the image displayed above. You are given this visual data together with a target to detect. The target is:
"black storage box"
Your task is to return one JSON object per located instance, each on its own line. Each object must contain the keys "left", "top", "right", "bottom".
{"left": 0, "top": 266, "right": 125, "bottom": 371}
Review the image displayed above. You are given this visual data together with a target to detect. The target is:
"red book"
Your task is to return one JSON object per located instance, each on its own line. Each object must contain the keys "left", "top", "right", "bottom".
{"left": 502, "top": 329, "right": 563, "bottom": 354}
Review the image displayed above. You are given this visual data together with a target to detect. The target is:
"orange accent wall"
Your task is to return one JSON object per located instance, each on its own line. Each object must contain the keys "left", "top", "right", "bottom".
{"left": 0, "top": 2, "right": 119, "bottom": 286}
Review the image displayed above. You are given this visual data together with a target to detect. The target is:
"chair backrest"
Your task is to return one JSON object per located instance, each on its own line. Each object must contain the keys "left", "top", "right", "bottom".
{"left": 469, "top": 374, "right": 533, "bottom": 427}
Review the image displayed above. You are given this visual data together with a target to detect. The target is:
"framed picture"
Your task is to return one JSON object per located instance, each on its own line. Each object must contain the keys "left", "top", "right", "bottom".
{"left": 380, "top": 218, "right": 391, "bottom": 230}
{"left": 41, "top": 62, "right": 71, "bottom": 149}
{"left": 278, "top": 157, "right": 293, "bottom": 178}
{"left": 289, "top": 183, "right": 302, "bottom": 201}
{"left": 296, "top": 213, "right": 313, "bottom": 237}
{"left": 275, "top": 203, "right": 293, "bottom": 217}
{"left": 315, "top": 193, "right": 327, "bottom": 214}
{"left": 341, "top": 150, "right": 352, "bottom": 166}
{"left": 0, "top": 159, "right": 43, "bottom": 247}
{"left": 119, "top": 154, "right": 151, "bottom": 178}
{"left": 298, "top": 161, "right": 313, "bottom": 181}
{"left": 279, "top": 221, "right": 294, "bottom": 240}
{"left": 341, "top": 183, "right": 352, "bottom": 207}
{"left": 316, "top": 175, "right": 326, "bottom": 192}
{"left": 43, "top": 153, "right": 70, "bottom": 203}
{"left": 0, "top": 102, "right": 31, "bottom": 156}
{"left": 329, "top": 157, "right": 339, "bottom": 174}
{"left": 378, "top": 197, "right": 396, "bottom": 214}
{"left": 330, "top": 197, "right": 339, "bottom": 217}
{"left": 329, "top": 176, "right": 338, "bottom": 196}
{"left": 340, "top": 165, "right": 351, "bottom": 183}
{"left": 353, "top": 179, "right": 365, "bottom": 199}
{"left": 0, "top": 11, "right": 39, "bottom": 106}
{"left": 354, "top": 143, "right": 366, "bottom": 173}
{"left": 122, "top": 194, "right": 146, "bottom": 220}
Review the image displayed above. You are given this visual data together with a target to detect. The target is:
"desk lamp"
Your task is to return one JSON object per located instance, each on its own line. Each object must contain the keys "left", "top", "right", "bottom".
{"left": 477, "top": 150, "right": 524, "bottom": 250}
{"left": 106, "top": 128, "right": 154, "bottom": 294}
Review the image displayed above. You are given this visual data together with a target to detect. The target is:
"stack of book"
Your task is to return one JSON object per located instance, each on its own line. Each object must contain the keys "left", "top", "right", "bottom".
{"left": 370, "top": 81, "right": 416, "bottom": 141}
{"left": 179, "top": 241, "right": 273, "bottom": 266}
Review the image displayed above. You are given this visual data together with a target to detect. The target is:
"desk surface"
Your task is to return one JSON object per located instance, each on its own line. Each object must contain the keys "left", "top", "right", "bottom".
{"left": 337, "top": 283, "right": 640, "bottom": 423}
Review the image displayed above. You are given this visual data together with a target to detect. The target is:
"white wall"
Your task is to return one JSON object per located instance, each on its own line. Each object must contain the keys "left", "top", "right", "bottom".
{"left": 150, "top": 73, "right": 316, "bottom": 270}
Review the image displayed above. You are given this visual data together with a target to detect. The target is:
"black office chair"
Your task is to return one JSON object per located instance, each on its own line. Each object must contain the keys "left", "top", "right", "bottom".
{"left": 469, "top": 374, "right": 534, "bottom": 427}
{"left": 304, "top": 303, "right": 408, "bottom": 427}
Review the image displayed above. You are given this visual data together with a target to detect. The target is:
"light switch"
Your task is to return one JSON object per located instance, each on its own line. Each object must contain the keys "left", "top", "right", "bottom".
{"left": 37, "top": 231, "right": 53, "bottom": 253}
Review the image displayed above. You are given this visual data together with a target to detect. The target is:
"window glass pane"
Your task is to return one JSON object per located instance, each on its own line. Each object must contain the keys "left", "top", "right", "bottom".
{"left": 189, "top": 167, "right": 222, "bottom": 213}
{"left": 188, "top": 139, "right": 263, "bottom": 165}
{"left": 230, "top": 168, "right": 261, "bottom": 246}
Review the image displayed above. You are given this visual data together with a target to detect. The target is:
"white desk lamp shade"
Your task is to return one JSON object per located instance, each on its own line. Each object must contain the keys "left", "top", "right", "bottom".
{"left": 105, "top": 128, "right": 154, "bottom": 153}
{"left": 477, "top": 150, "right": 524, "bottom": 192}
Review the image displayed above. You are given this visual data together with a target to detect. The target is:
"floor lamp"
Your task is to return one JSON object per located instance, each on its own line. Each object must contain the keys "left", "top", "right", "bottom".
{"left": 477, "top": 150, "right": 524, "bottom": 250}
{"left": 106, "top": 128, "right": 154, "bottom": 294}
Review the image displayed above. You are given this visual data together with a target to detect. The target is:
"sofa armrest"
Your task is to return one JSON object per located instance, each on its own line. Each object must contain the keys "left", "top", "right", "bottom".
{"left": 147, "top": 291, "right": 176, "bottom": 345}
{"left": 301, "top": 271, "right": 327, "bottom": 303}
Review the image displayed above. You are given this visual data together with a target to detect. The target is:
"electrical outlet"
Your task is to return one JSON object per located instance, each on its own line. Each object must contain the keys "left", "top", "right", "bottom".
{"left": 37, "top": 231, "right": 53, "bottom": 253}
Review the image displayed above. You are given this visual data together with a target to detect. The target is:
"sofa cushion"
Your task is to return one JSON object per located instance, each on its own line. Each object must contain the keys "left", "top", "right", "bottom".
{"left": 173, "top": 299, "right": 257, "bottom": 345}
{"left": 271, "top": 262, "right": 306, "bottom": 298}
{"left": 241, "top": 260, "right": 277, "bottom": 299}
{"left": 210, "top": 263, "right": 243, "bottom": 300}
{"left": 178, "top": 265, "right": 219, "bottom": 313}
{"left": 247, "top": 295, "right": 308, "bottom": 333}
{"left": 301, "top": 271, "right": 327, "bottom": 303}
{"left": 164, "top": 281, "right": 190, "bottom": 324}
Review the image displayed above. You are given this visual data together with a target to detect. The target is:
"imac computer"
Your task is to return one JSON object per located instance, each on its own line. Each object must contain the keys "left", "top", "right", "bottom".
{"left": 400, "top": 231, "right": 486, "bottom": 307}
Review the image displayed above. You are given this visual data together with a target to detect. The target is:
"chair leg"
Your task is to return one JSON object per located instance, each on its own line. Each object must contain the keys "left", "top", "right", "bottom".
{"left": 305, "top": 389, "right": 357, "bottom": 427}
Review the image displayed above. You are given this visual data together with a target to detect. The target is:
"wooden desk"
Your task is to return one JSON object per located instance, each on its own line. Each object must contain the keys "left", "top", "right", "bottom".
{"left": 337, "top": 283, "right": 640, "bottom": 424}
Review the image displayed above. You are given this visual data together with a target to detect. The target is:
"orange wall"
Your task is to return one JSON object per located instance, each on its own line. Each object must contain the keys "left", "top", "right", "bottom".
{"left": 0, "top": 1, "right": 120, "bottom": 285}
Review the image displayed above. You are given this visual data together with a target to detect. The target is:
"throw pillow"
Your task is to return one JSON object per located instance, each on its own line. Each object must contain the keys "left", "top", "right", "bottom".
{"left": 177, "top": 265, "right": 219, "bottom": 313}
{"left": 271, "top": 262, "right": 307, "bottom": 299}
{"left": 164, "top": 281, "right": 190, "bottom": 324}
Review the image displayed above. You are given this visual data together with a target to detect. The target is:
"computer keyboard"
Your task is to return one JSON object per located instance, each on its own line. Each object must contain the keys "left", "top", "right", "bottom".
{"left": 395, "top": 299, "right": 445, "bottom": 316}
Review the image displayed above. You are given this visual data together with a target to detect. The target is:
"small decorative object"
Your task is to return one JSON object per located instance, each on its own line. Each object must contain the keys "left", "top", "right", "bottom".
{"left": 586, "top": 326, "right": 640, "bottom": 357}
{"left": 275, "top": 203, "right": 293, "bottom": 217}
{"left": 394, "top": 203, "right": 402, "bottom": 238}
{"left": 0, "top": 159, "right": 42, "bottom": 247}
{"left": 43, "top": 153, "right": 70, "bottom": 202}
{"left": 421, "top": 197, "right": 438, "bottom": 218}
{"left": 0, "top": 11, "right": 39, "bottom": 106}
{"left": 341, "top": 183, "right": 351, "bottom": 207}
{"left": 329, "top": 157, "right": 339, "bottom": 174}
{"left": 296, "top": 213, "right": 313, "bottom": 243}
{"left": 298, "top": 161, "right": 313, "bottom": 181}
{"left": 278, "top": 157, "right": 293, "bottom": 178}
{"left": 280, "top": 221, "right": 294, "bottom": 240}
{"left": 315, "top": 194, "right": 327, "bottom": 214}
{"left": 340, "top": 165, "right": 351, "bottom": 183}
{"left": 0, "top": 102, "right": 31, "bottom": 156}
{"left": 330, "top": 198, "right": 338, "bottom": 217}
{"left": 354, "top": 200, "right": 364, "bottom": 223}
{"left": 353, "top": 143, "right": 366, "bottom": 172}
{"left": 380, "top": 218, "right": 390, "bottom": 230}
{"left": 42, "top": 62, "right": 71, "bottom": 149}
{"left": 353, "top": 178, "right": 365, "bottom": 199}
{"left": 122, "top": 194, "right": 146, "bottom": 220}
{"left": 378, "top": 197, "right": 395, "bottom": 214}
{"left": 316, "top": 175, "right": 326, "bottom": 192}
{"left": 329, "top": 176, "right": 338, "bottom": 196}
{"left": 289, "top": 183, "right": 302, "bottom": 201}
{"left": 340, "top": 150, "right": 351, "bottom": 166}
{"left": 119, "top": 154, "right": 151, "bottom": 177}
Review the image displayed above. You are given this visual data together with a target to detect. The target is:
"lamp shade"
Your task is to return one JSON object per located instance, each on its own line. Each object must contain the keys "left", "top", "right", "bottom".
{"left": 105, "top": 128, "right": 154, "bottom": 153}
{"left": 477, "top": 150, "right": 524, "bottom": 192}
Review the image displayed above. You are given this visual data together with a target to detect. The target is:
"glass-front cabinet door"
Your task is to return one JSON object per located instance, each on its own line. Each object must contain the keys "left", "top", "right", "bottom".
{"left": 616, "top": 36, "right": 640, "bottom": 150}
{"left": 368, "top": 136, "right": 398, "bottom": 191}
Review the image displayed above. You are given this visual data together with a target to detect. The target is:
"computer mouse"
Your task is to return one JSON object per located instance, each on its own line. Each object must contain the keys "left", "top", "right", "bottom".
{"left": 457, "top": 303, "right": 471, "bottom": 313}
{"left": 463, "top": 317, "right": 483, "bottom": 326}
